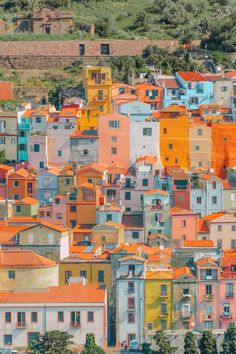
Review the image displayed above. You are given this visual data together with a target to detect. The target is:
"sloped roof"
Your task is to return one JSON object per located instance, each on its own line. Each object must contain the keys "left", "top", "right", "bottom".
{"left": 196, "top": 257, "right": 218, "bottom": 266}
{"left": 144, "top": 189, "right": 169, "bottom": 196}
{"left": 183, "top": 240, "right": 214, "bottom": 247}
{"left": 0, "top": 249, "right": 56, "bottom": 268}
{"left": 136, "top": 155, "right": 157, "bottom": 164}
{"left": 16, "top": 197, "right": 38, "bottom": 206}
{"left": 119, "top": 255, "right": 146, "bottom": 262}
{"left": 173, "top": 266, "right": 195, "bottom": 279}
{"left": 77, "top": 163, "right": 107, "bottom": 174}
{"left": 170, "top": 206, "right": 195, "bottom": 215}
{"left": 177, "top": 72, "right": 207, "bottom": 82}
{"left": 0, "top": 283, "right": 106, "bottom": 303}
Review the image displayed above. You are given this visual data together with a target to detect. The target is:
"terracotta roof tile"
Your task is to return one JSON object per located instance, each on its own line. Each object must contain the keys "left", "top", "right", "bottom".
{"left": 16, "top": 197, "right": 39, "bottom": 206}
{"left": 183, "top": 240, "right": 214, "bottom": 247}
{"left": 144, "top": 189, "right": 169, "bottom": 196}
{"left": 173, "top": 266, "right": 195, "bottom": 278}
{"left": 177, "top": 71, "right": 207, "bottom": 82}
{"left": 136, "top": 155, "right": 157, "bottom": 164}
{"left": 0, "top": 81, "right": 13, "bottom": 100}
{"left": 0, "top": 249, "right": 56, "bottom": 268}
{"left": 196, "top": 257, "right": 218, "bottom": 266}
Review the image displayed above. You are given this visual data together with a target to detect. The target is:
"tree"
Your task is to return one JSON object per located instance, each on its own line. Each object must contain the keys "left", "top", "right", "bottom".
{"left": 184, "top": 332, "right": 199, "bottom": 354}
{"left": 153, "top": 330, "right": 177, "bottom": 354}
{"left": 30, "top": 330, "right": 73, "bottom": 354}
{"left": 199, "top": 330, "right": 218, "bottom": 354}
{"left": 142, "top": 342, "right": 155, "bottom": 354}
{"left": 81, "top": 333, "right": 105, "bottom": 354}
{"left": 221, "top": 324, "right": 236, "bottom": 354}
{"left": 95, "top": 16, "right": 113, "bottom": 37}
{"left": 0, "top": 150, "right": 5, "bottom": 165}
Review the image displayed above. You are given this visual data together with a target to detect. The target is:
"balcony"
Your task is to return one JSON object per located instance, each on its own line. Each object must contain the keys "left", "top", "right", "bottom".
{"left": 204, "top": 314, "right": 214, "bottom": 321}
{"left": 70, "top": 322, "right": 80, "bottom": 328}
{"left": 204, "top": 294, "right": 214, "bottom": 301}
{"left": 226, "top": 293, "right": 234, "bottom": 298}
{"left": 181, "top": 313, "right": 191, "bottom": 319}
{"left": 16, "top": 321, "right": 26, "bottom": 328}
{"left": 127, "top": 307, "right": 136, "bottom": 312}
{"left": 122, "top": 183, "right": 135, "bottom": 189}
{"left": 183, "top": 294, "right": 191, "bottom": 300}
{"left": 223, "top": 312, "right": 232, "bottom": 319}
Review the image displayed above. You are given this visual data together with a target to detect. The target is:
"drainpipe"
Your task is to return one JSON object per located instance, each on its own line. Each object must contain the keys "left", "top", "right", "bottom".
{"left": 43, "top": 304, "right": 47, "bottom": 333}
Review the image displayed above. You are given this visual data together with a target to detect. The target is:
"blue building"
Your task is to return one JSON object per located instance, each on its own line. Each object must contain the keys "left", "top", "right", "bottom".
{"left": 158, "top": 72, "right": 214, "bottom": 109}
{"left": 18, "top": 114, "right": 30, "bottom": 162}
{"left": 36, "top": 168, "right": 60, "bottom": 205}
{"left": 119, "top": 101, "right": 152, "bottom": 122}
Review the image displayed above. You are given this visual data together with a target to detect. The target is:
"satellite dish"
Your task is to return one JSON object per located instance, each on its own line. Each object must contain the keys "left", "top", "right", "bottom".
{"left": 209, "top": 168, "right": 214, "bottom": 174}
{"left": 160, "top": 245, "right": 164, "bottom": 250}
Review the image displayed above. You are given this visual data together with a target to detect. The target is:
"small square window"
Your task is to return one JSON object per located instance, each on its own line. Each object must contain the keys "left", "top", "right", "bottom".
{"left": 196, "top": 145, "right": 200, "bottom": 151}
{"left": 39, "top": 161, "right": 44, "bottom": 169}
{"left": 58, "top": 150, "right": 62, "bottom": 157}
{"left": 132, "top": 231, "right": 139, "bottom": 240}
{"left": 163, "top": 128, "right": 167, "bottom": 134}
{"left": 142, "top": 179, "right": 148, "bottom": 187}
{"left": 8, "top": 270, "right": 15, "bottom": 279}
{"left": 4, "top": 335, "right": 12, "bottom": 345}
{"left": 14, "top": 181, "right": 19, "bottom": 187}
{"left": 83, "top": 150, "right": 88, "bottom": 155}
{"left": 111, "top": 147, "right": 117, "bottom": 155}
{"left": 169, "top": 144, "right": 173, "bottom": 150}
{"left": 101, "top": 44, "right": 110, "bottom": 55}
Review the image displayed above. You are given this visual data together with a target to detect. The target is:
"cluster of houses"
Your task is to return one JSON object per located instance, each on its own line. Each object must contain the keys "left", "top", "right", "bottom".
{"left": 0, "top": 66, "right": 236, "bottom": 350}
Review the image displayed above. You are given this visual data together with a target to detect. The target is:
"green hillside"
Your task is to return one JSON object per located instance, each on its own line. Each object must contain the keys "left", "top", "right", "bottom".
{"left": 0, "top": 0, "right": 236, "bottom": 51}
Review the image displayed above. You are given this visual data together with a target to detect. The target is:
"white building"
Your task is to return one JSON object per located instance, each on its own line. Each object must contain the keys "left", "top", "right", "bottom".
{"left": 0, "top": 282, "right": 107, "bottom": 350}
{"left": 116, "top": 256, "right": 145, "bottom": 347}
{"left": 130, "top": 121, "right": 161, "bottom": 167}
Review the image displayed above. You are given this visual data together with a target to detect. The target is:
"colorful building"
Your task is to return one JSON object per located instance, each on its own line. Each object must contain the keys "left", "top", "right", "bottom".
{"left": 83, "top": 66, "right": 112, "bottom": 114}
{"left": 98, "top": 113, "right": 130, "bottom": 168}
{"left": 170, "top": 207, "right": 198, "bottom": 247}
{"left": 189, "top": 122, "right": 212, "bottom": 169}
{"left": 77, "top": 108, "right": 99, "bottom": 131}
{"left": 13, "top": 197, "right": 39, "bottom": 218}
{"left": 8, "top": 168, "right": 36, "bottom": 201}
{"left": 135, "top": 83, "right": 163, "bottom": 110}
{"left": 0, "top": 111, "right": 18, "bottom": 162}
{"left": 0, "top": 164, "right": 13, "bottom": 198}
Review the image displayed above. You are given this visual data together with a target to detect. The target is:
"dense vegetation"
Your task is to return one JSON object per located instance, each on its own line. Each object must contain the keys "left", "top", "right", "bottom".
{"left": 0, "top": 0, "right": 235, "bottom": 51}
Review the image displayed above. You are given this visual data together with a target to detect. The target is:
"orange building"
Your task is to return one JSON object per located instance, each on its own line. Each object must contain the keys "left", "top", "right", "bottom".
{"left": 159, "top": 105, "right": 190, "bottom": 170}
{"left": 76, "top": 162, "right": 107, "bottom": 186}
{"left": 135, "top": 83, "right": 163, "bottom": 109}
{"left": 7, "top": 168, "right": 36, "bottom": 200}
{"left": 212, "top": 123, "right": 236, "bottom": 178}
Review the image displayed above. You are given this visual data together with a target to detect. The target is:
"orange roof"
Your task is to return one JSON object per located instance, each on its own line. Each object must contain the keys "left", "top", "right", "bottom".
{"left": 119, "top": 255, "right": 146, "bottom": 262}
{"left": 136, "top": 155, "right": 157, "bottom": 164}
{"left": 170, "top": 206, "right": 196, "bottom": 215}
{"left": 196, "top": 257, "right": 218, "bottom": 266}
{"left": 144, "top": 189, "right": 169, "bottom": 196}
{"left": 0, "top": 249, "right": 56, "bottom": 268}
{"left": 0, "top": 81, "right": 13, "bottom": 100}
{"left": 221, "top": 252, "right": 236, "bottom": 267}
{"left": 73, "top": 224, "right": 93, "bottom": 233}
{"left": 0, "top": 282, "right": 106, "bottom": 303}
{"left": 0, "top": 225, "right": 29, "bottom": 244}
{"left": 60, "top": 107, "right": 79, "bottom": 117}
{"left": 77, "top": 162, "right": 107, "bottom": 174}
{"left": 224, "top": 71, "right": 236, "bottom": 78}
{"left": 177, "top": 71, "right": 207, "bottom": 82}
{"left": 79, "top": 182, "right": 100, "bottom": 190}
{"left": 183, "top": 240, "right": 214, "bottom": 247}
{"left": 0, "top": 164, "right": 13, "bottom": 171}
{"left": 146, "top": 270, "right": 172, "bottom": 279}
{"left": 223, "top": 180, "right": 236, "bottom": 189}
{"left": 8, "top": 168, "right": 31, "bottom": 178}
{"left": 22, "top": 221, "right": 67, "bottom": 233}
{"left": 173, "top": 266, "right": 195, "bottom": 279}
{"left": 110, "top": 243, "right": 138, "bottom": 254}
{"left": 16, "top": 197, "right": 39, "bottom": 206}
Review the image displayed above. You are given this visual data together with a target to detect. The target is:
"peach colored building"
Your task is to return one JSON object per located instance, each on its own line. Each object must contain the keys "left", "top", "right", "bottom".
{"left": 98, "top": 113, "right": 130, "bottom": 168}
{"left": 7, "top": 168, "right": 36, "bottom": 200}
{"left": 196, "top": 257, "right": 220, "bottom": 330}
{"left": 38, "top": 195, "right": 67, "bottom": 227}
{"left": 170, "top": 206, "right": 198, "bottom": 247}
{"left": 0, "top": 164, "right": 13, "bottom": 198}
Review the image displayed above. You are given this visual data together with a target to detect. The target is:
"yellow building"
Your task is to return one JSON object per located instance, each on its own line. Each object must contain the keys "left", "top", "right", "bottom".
{"left": 59, "top": 254, "right": 111, "bottom": 293}
{"left": 159, "top": 107, "right": 190, "bottom": 170}
{"left": 83, "top": 66, "right": 112, "bottom": 114}
{"left": 77, "top": 108, "right": 99, "bottom": 131}
{"left": 145, "top": 269, "right": 173, "bottom": 337}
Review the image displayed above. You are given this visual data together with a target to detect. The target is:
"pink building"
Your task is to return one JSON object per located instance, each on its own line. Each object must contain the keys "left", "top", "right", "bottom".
{"left": 28, "top": 135, "right": 48, "bottom": 173}
{"left": 196, "top": 257, "right": 220, "bottom": 330}
{"left": 171, "top": 206, "right": 198, "bottom": 247}
{"left": 98, "top": 113, "right": 130, "bottom": 168}
{"left": 38, "top": 195, "right": 67, "bottom": 226}
{"left": 220, "top": 251, "right": 236, "bottom": 329}
{"left": 0, "top": 165, "right": 13, "bottom": 198}
{"left": 102, "top": 165, "right": 126, "bottom": 204}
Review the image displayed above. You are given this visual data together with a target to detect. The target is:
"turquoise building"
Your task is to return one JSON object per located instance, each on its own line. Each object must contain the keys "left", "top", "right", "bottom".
{"left": 18, "top": 114, "right": 30, "bottom": 162}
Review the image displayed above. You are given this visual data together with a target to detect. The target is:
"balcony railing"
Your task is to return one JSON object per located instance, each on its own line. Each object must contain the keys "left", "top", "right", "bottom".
{"left": 70, "top": 322, "right": 80, "bottom": 328}
{"left": 223, "top": 312, "right": 232, "bottom": 319}
{"left": 127, "top": 306, "right": 136, "bottom": 312}
{"left": 16, "top": 321, "right": 26, "bottom": 328}
{"left": 204, "top": 294, "right": 214, "bottom": 301}
{"left": 183, "top": 294, "right": 191, "bottom": 300}
{"left": 181, "top": 313, "right": 191, "bottom": 319}
{"left": 226, "top": 293, "right": 234, "bottom": 298}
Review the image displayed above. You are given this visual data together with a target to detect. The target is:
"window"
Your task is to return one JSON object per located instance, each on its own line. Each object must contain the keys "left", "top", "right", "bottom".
{"left": 5, "top": 312, "right": 11, "bottom": 323}
{"left": 195, "top": 145, "right": 200, "bottom": 151}
{"left": 19, "top": 143, "right": 27, "bottom": 150}
{"left": 128, "top": 297, "right": 135, "bottom": 310}
{"left": 8, "top": 270, "right": 15, "bottom": 279}
{"left": 11, "top": 138, "right": 15, "bottom": 144}
{"left": 17, "top": 312, "right": 25, "bottom": 327}
{"left": 80, "top": 270, "right": 87, "bottom": 279}
{"left": 160, "top": 303, "right": 167, "bottom": 315}
{"left": 0, "top": 137, "right": 5, "bottom": 144}
{"left": 199, "top": 161, "right": 202, "bottom": 167}
{"left": 16, "top": 205, "right": 21, "bottom": 213}
{"left": 111, "top": 136, "right": 117, "bottom": 143}
{"left": 182, "top": 235, "right": 186, "bottom": 241}
{"left": 183, "top": 288, "right": 189, "bottom": 296}
{"left": 191, "top": 97, "right": 199, "bottom": 105}
{"left": 65, "top": 270, "right": 72, "bottom": 283}
{"left": 217, "top": 239, "right": 222, "bottom": 248}
{"left": 182, "top": 220, "right": 186, "bottom": 227}
{"left": 34, "top": 144, "right": 40, "bottom": 152}
{"left": 101, "top": 43, "right": 110, "bottom": 55}
{"left": 160, "top": 319, "right": 167, "bottom": 330}
{"left": 169, "top": 143, "right": 173, "bottom": 150}
{"left": 231, "top": 240, "right": 236, "bottom": 249}
{"left": 212, "top": 196, "right": 217, "bottom": 204}
{"left": 183, "top": 321, "right": 190, "bottom": 330}
{"left": 70, "top": 205, "right": 76, "bottom": 212}
{"left": 143, "top": 128, "right": 152, "bottom": 136}
{"left": 165, "top": 156, "right": 169, "bottom": 161}
{"left": 163, "top": 128, "right": 167, "bottom": 134}
{"left": 107, "top": 189, "right": 116, "bottom": 197}
{"left": 128, "top": 282, "right": 134, "bottom": 294}
{"left": 71, "top": 312, "right": 80, "bottom": 327}
{"left": 14, "top": 194, "right": 19, "bottom": 200}
{"left": 213, "top": 181, "right": 217, "bottom": 189}
{"left": 217, "top": 225, "right": 222, "bottom": 231}
{"left": 221, "top": 86, "right": 228, "bottom": 92}
{"left": 39, "top": 161, "right": 44, "bottom": 169}
{"left": 147, "top": 322, "right": 153, "bottom": 331}
{"left": 160, "top": 284, "right": 167, "bottom": 297}
{"left": 175, "top": 158, "right": 178, "bottom": 164}
{"left": 56, "top": 213, "right": 63, "bottom": 220}
{"left": 206, "top": 284, "right": 212, "bottom": 295}
{"left": 14, "top": 181, "right": 19, "bottom": 188}
{"left": 0, "top": 120, "right": 5, "bottom": 132}
{"left": 98, "top": 90, "right": 103, "bottom": 101}
{"left": 128, "top": 264, "right": 135, "bottom": 274}
{"left": 205, "top": 321, "right": 213, "bottom": 329}
{"left": 111, "top": 147, "right": 117, "bottom": 154}
{"left": 87, "top": 311, "right": 94, "bottom": 322}
{"left": 182, "top": 303, "right": 190, "bottom": 318}
{"left": 119, "top": 87, "right": 125, "bottom": 94}
{"left": 231, "top": 193, "right": 236, "bottom": 201}
{"left": 197, "top": 197, "right": 202, "bottom": 204}
{"left": 198, "top": 128, "right": 203, "bottom": 136}
{"left": 109, "top": 120, "right": 120, "bottom": 128}
{"left": 232, "top": 225, "right": 236, "bottom": 232}
{"left": 223, "top": 303, "right": 230, "bottom": 316}
{"left": 58, "top": 311, "right": 64, "bottom": 322}
{"left": 128, "top": 313, "right": 135, "bottom": 323}
{"left": 142, "top": 179, "right": 148, "bottom": 186}
{"left": 79, "top": 44, "right": 85, "bottom": 55}
{"left": 227, "top": 283, "right": 234, "bottom": 298}
{"left": 35, "top": 117, "right": 41, "bottom": 123}
{"left": 45, "top": 26, "right": 51, "bottom": 34}
{"left": 58, "top": 150, "right": 62, "bottom": 157}
{"left": 132, "top": 231, "right": 139, "bottom": 240}
{"left": 98, "top": 270, "right": 104, "bottom": 283}
{"left": 4, "top": 335, "right": 12, "bottom": 345}
{"left": 83, "top": 149, "right": 88, "bottom": 155}
{"left": 31, "top": 312, "right": 37, "bottom": 323}
{"left": 125, "top": 191, "right": 131, "bottom": 200}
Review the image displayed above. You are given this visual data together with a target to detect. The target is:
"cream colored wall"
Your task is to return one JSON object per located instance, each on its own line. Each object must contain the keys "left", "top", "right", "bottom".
{"left": 189, "top": 125, "right": 211, "bottom": 168}
{"left": 19, "top": 225, "right": 64, "bottom": 245}
{"left": 0, "top": 265, "right": 59, "bottom": 290}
